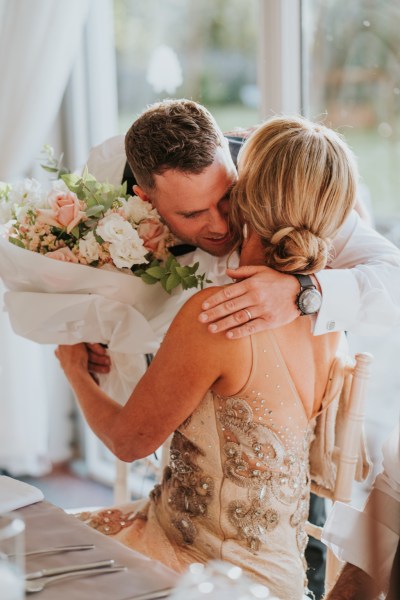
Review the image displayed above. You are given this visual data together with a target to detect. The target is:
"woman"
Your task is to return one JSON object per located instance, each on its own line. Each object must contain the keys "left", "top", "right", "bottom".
{"left": 56, "top": 116, "right": 357, "bottom": 600}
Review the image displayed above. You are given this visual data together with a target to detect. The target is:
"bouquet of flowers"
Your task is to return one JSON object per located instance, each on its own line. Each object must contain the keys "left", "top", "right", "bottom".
{"left": 1, "top": 166, "right": 206, "bottom": 293}
{"left": 0, "top": 156, "right": 217, "bottom": 404}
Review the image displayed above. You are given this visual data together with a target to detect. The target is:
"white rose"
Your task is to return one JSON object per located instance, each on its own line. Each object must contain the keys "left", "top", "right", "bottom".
{"left": 79, "top": 231, "right": 100, "bottom": 263}
{"left": 96, "top": 213, "right": 136, "bottom": 243}
{"left": 109, "top": 231, "right": 148, "bottom": 269}
{"left": 121, "top": 196, "right": 155, "bottom": 223}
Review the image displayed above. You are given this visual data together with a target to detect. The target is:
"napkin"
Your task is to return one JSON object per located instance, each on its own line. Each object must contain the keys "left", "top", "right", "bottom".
{"left": 0, "top": 476, "right": 44, "bottom": 512}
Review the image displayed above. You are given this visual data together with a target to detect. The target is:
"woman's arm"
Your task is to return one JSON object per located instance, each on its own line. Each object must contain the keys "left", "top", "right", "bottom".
{"left": 56, "top": 287, "right": 250, "bottom": 462}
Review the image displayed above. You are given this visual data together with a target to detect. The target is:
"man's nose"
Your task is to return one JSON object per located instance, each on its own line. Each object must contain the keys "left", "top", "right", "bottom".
{"left": 209, "top": 208, "right": 228, "bottom": 234}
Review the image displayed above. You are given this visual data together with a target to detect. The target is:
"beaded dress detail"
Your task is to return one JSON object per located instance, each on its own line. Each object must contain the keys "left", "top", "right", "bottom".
{"left": 81, "top": 330, "right": 332, "bottom": 600}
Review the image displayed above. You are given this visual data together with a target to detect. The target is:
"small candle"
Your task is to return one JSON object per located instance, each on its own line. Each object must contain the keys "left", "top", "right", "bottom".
{"left": 0, "top": 562, "right": 24, "bottom": 600}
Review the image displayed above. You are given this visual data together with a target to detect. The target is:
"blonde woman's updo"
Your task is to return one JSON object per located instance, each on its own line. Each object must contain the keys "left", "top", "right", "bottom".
{"left": 229, "top": 116, "right": 358, "bottom": 274}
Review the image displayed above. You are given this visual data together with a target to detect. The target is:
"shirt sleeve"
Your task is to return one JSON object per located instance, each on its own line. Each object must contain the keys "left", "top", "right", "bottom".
{"left": 314, "top": 211, "right": 400, "bottom": 335}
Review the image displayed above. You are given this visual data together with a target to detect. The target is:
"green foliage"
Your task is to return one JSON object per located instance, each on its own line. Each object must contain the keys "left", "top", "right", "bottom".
{"left": 61, "top": 168, "right": 128, "bottom": 224}
{"left": 132, "top": 256, "right": 209, "bottom": 294}
{"left": 8, "top": 237, "right": 25, "bottom": 248}
{"left": 38, "top": 145, "right": 211, "bottom": 292}
{"left": 0, "top": 182, "right": 11, "bottom": 200}
{"left": 39, "top": 145, "right": 70, "bottom": 178}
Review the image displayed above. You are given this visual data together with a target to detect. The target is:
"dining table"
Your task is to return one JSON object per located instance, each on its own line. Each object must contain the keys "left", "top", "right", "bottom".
{"left": 16, "top": 500, "right": 179, "bottom": 599}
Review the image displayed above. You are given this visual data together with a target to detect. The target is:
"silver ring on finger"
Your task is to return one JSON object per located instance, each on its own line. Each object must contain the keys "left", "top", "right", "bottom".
{"left": 244, "top": 308, "right": 252, "bottom": 322}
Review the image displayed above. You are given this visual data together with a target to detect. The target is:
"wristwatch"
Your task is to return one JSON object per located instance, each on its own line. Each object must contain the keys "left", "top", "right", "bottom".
{"left": 293, "top": 274, "right": 322, "bottom": 316}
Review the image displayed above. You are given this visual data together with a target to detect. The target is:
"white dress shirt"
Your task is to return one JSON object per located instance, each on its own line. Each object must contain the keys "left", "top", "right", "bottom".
{"left": 322, "top": 425, "right": 400, "bottom": 591}
{"left": 85, "top": 135, "right": 400, "bottom": 337}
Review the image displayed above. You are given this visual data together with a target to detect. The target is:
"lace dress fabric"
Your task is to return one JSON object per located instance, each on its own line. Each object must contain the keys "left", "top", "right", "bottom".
{"left": 80, "top": 330, "right": 331, "bottom": 600}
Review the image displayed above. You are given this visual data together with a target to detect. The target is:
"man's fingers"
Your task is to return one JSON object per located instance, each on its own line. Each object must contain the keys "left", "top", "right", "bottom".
{"left": 226, "top": 265, "right": 268, "bottom": 280}
{"left": 203, "top": 307, "right": 258, "bottom": 333}
{"left": 200, "top": 283, "right": 249, "bottom": 315}
{"left": 201, "top": 301, "right": 258, "bottom": 328}
{"left": 225, "top": 318, "right": 270, "bottom": 340}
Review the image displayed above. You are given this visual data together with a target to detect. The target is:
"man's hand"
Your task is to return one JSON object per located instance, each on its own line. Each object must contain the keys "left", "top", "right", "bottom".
{"left": 198, "top": 265, "right": 300, "bottom": 339}
{"left": 86, "top": 343, "right": 111, "bottom": 374}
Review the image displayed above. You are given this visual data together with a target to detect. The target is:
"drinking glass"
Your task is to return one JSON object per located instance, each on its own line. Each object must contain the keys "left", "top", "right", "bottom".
{"left": 0, "top": 513, "right": 25, "bottom": 600}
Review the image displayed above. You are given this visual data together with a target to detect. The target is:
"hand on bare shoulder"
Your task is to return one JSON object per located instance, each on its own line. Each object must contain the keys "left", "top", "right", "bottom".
{"left": 198, "top": 265, "right": 301, "bottom": 339}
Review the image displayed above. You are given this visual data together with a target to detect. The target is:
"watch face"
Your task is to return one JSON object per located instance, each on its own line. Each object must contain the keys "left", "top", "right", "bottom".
{"left": 298, "top": 288, "right": 322, "bottom": 314}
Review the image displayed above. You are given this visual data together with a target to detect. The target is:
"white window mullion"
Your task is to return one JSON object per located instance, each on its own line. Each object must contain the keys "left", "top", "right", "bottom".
{"left": 258, "top": 0, "right": 302, "bottom": 117}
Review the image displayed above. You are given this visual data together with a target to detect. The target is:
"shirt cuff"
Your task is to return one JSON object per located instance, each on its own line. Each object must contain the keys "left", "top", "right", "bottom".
{"left": 313, "top": 268, "right": 361, "bottom": 335}
{"left": 322, "top": 501, "right": 398, "bottom": 589}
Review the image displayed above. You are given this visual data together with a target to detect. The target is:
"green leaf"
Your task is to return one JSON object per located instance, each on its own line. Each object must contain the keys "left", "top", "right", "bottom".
{"left": 86, "top": 205, "right": 105, "bottom": 217}
{"left": 40, "top": 164, "right": 59, "bottom": 173}
{"left": 146, "top": 266, "right": 165, "bottom": 279}
{"left": 140, "top": 272, "right": 159, "bottom": 285}
{"left": 165, "top": 255, "right": 175, "bottom": 270}
{"left": 183, "top": 275, "right": 199, "bottom": 289}
{"left": 70, "top": 226, "right": 80, "bottom": 239}
{"left": 62, "top": 173, "right": 81, "bottom": 188}
{"left": 165, "top": 272, "right": 181, "bottom": 292}
{"left": 187, "top": 261, "right": 200, "bottom": 274}
{"left": 9, "top": 237, "right": 25, "bottom": 248}
{"left": 175, "top": 265, "right": 190, "bottom": 277}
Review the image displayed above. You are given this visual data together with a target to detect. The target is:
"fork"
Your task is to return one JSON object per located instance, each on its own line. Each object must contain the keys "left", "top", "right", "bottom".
{"left": 26, "top": 558, "right": 114, "bottom": 579}
{"left": 25, "top": 565, "right": 127, "bottom": 593}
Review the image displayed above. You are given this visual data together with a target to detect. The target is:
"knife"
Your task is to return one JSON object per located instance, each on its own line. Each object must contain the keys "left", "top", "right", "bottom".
{"left": 25, "top": 559, "right": 115, "bottom": 580}
{"left": 21, "top": 544, "right": 95, "bottom": 557}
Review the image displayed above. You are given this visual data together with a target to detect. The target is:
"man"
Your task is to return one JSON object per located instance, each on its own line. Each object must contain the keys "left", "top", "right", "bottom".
{"left": 324, "top": 425, "right": 400, "bottom": 600}
{"left": 85, "top": 99, "right": 400, "bottom": 598}
{"left": 86, "top": 99, "right": 400, "bottom": 343}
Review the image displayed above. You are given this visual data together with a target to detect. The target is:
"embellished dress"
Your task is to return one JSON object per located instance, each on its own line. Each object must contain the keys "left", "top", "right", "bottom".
{"left": 80, "top": 330, "right": 331, "bottom": 600}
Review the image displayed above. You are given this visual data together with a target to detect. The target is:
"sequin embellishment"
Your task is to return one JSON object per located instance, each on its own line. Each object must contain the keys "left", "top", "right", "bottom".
{"left": 217, "top": 395, "right": 312, "bottom": 553}
{"left": 153, "top": 430, "right": 214, "bottom": 545}
{"left": 77, "top": 508, "right": 145, "bottom": 535}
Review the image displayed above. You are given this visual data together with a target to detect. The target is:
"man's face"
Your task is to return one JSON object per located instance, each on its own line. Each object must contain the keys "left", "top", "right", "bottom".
{"left": 136, "top": 147, "right": 237, "bottom": 257}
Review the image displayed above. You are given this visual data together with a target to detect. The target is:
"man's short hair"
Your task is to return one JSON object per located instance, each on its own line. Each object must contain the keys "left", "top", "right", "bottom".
{"left": 125, "top": 99, "right": 224, "bottom": 190}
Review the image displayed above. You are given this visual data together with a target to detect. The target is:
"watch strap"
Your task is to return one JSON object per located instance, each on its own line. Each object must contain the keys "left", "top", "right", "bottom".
{"left": 292, "top": 273, "right": 315, "bottom": 290}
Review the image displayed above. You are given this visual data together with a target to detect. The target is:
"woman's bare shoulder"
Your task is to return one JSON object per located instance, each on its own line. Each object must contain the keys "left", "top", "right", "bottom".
{"left": 167, "top": 286, "right": 227, "bottom": 342}
{"left": 173, "top": 286, "right": 226, "bottom": 327}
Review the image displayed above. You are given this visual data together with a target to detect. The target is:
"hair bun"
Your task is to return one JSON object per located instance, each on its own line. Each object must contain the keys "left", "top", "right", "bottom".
{"left": 265, "top": 227, "right": 330, "bottom": 274}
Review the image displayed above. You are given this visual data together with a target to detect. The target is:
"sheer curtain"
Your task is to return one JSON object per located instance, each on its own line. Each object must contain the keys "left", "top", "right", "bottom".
{"left": 0, "top": 0, "right": 91, "bottom": 475}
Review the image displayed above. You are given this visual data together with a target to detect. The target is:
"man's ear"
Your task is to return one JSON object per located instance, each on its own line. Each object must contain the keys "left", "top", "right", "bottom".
{"left": 133, "top": 185, "right": 151, "bottom": 203}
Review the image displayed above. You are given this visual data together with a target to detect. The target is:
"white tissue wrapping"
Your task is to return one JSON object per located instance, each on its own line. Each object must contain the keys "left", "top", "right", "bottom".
{"left": 0, "top": 235, "right": 232, "bottom": 403}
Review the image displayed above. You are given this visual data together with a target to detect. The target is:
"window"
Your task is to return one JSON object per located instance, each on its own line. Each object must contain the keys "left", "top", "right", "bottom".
{"left": 302, "top": 0, "right": 400, "bottom": 490}
{"left": 302, "top": 0, "right": 400, "bottom": 241}
{"left": 113, "top": 0, "right": 260, "bottom": 132}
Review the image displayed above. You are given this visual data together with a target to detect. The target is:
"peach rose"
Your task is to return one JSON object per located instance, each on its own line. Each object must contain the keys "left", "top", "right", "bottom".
{"left": 137, "top": 218, "right": 169, "bottom": 259}
{"left": 37, "top": 191, "right": 86, "bottom": 233}
{"left": 45, "top": 247, "right": 79, "bottom": 263}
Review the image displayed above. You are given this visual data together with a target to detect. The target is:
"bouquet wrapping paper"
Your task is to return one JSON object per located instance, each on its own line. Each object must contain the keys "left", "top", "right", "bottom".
{"left": 0, "top": 234, "right": 232, "bottom": 402}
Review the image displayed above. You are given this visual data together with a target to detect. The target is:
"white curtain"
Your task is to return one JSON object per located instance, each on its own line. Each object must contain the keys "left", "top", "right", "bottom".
{"left": 0, "top": 0, "right": 91, "bottom": 475}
